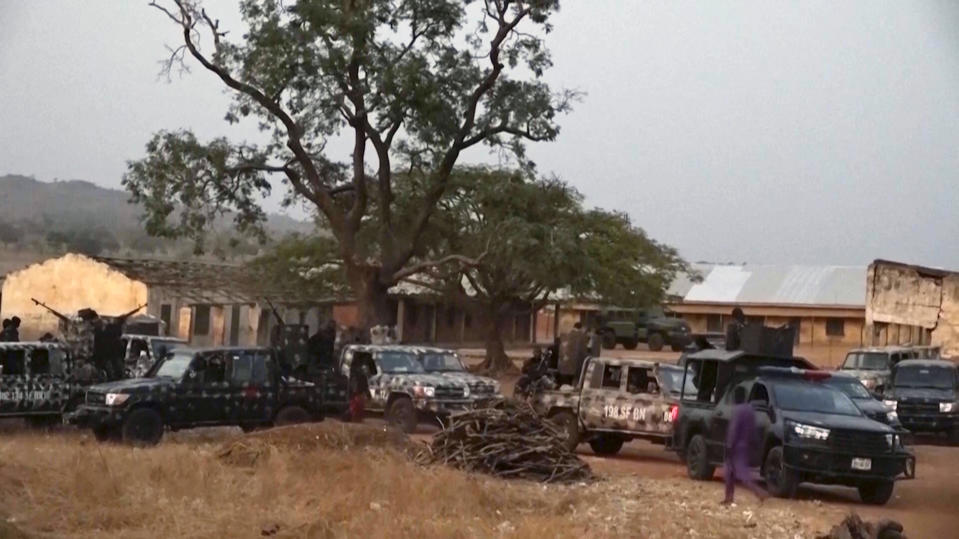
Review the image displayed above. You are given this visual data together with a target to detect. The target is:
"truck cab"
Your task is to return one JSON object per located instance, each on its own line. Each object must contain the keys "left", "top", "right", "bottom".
{"left": 68, "top": 346, "right": 343, "bottom": 445}
{"left": 529, "top": 356, "right": 678, "bottom": 455}
{"left": 0, "top": 342, "right": 87, "bottom": 425}
{"left": 121, "top": 334, "right": 187, "bottom": 378}
{"left": 838, "top": 346, "right": 940, "bottom": 394}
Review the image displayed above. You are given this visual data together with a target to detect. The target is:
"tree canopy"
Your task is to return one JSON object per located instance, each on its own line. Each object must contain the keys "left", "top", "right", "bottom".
{"left": 124, "top": 0, "right": 573, "bottom": 326}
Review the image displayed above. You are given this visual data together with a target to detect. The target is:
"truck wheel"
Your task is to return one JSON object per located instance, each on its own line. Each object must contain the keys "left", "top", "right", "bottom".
{"left": 548, "top": 410, "right": 581, "bottom": 452}
{"left": 589, "top": 435, "right": 625, "bottom": 456}
{"left": 670, "top": 343, "right": 685, "bottom": 352}
{"left": 386, "top": 397, "right": 417, "bottom": 433}
{"left": 622, "top": 339, "right": 639, "bottom": 350}
{"left": 858, "top": 480, "right": 895, "bottom": 505}
{"left": 949, "top": 426, "right": 959, "bottom": 444}
{"left": 275, "top": 405, "right": 311, "bottom": 426}
{"left": 25, "top": 416, "right": 60, "bottom": 429}
{"left": 93, "top": 425, "right": 120, "bottom": 442}
{"left": 685, "top": 434, "right": 715, "bottom": 480}
{"left": 602, "top": 333, "right": 617, "bottom": 349}
{"left": 763, "top": 446, "right": 799, "bottom": 498}
{"left": 647, "top": 333, "right": 665, "bottom": 352}
{"left": 121, "top": 408, "right": 164, "bottom": 447}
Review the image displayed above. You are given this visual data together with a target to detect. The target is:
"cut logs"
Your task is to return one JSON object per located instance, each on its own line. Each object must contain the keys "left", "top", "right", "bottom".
{"left": 417, "top": 401, "right": 593, "bottom": 483}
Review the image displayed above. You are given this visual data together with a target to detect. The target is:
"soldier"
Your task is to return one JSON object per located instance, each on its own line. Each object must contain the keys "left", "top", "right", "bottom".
{"left": 515, "top": 346, "right": 547, "bottom": 397}
{"left": 725, "top": 307, "right": 746, "bottom": 351}
{"left": 722, "top": 386, "right": 768, "bottom": 505}
{"left": 587, "top": 325, "right": 602, "bottom": 358}
{"left": 560, "top": 323, "right": 588, "bottom": 385}
{"left": 347, "top": 358, "right": 372, "bottom": 422}
{"left": 8, "top": 317, "right": 20, "bottom": 342}
{"left": 0, "top": 319, "right": 11, "bottom": 342}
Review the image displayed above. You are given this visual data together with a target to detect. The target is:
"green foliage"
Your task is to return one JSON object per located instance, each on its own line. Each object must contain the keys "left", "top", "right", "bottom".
{"left": 249, "top": 233, "right": 351, "bottom": 299}
{"left": 125, "top": 1, "right": 572, "bottom": 321}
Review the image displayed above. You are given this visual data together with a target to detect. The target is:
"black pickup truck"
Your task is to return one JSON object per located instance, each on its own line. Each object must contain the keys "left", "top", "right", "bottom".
{"left": 882, "top": 359, "right": 959, "bottom": 441}
{"left": 67, "top": 346, "right": 348, "bottom": 445}
{"left": 675, "top": 352, "right": 913, "bottom": 505}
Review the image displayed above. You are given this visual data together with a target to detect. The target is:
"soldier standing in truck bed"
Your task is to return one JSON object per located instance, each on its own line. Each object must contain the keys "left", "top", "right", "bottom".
{"left": 725, "top": 307, "right": 746, "bottom": 351}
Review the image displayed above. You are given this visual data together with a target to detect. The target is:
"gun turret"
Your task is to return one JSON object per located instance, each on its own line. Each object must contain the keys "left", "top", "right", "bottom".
{"left": 112, "top": 304, "right": 147, "bottom": 324}
{"left": 31, "top": 298, "right": 70, "bottom": 324}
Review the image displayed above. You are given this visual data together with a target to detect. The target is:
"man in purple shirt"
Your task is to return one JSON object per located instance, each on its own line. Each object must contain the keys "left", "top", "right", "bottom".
{"left": 722, "top": 386, "right": 768, "bottom": 505}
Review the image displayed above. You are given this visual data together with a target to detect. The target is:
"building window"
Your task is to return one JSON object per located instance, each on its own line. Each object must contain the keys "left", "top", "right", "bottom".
{"left": 706, "top": 314, "right": 723, "bottom": 333}
{"left": 160, "top": 304, "right": 172, "bottom": 334}
{"left": 194, "top": 305, "right": 211, "bottom": 336}
{"left": 826, "top": 318, "right": 845, "bottom": 337}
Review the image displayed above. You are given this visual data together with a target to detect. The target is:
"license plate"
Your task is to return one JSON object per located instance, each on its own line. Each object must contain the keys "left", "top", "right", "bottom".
{"left": 851, "top": 458, "right": 872, "bottom": 471}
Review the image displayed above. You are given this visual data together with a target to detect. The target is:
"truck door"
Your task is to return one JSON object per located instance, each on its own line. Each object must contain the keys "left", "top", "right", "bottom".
{"left": 178, "top": 352, "right": 231, "bottom": 425}
{"left": 746, "top": 382, "right": 773, "bottom": 467}
{"left": 708, "top": 381, "right": 753, "bottom": 462}
{"left": 579, "top": 361, "right": 628, "bottom": 431}
{"left": 230, "top": 350, "right": 274, "bottom": 424}
{"left": 624, "top": 365, "right": 670, "bottom": 435}
{"left": 26, "top": 346, "right": 69, "bottom": 415}
{"left": 0, "top": 348, "right": 27, "bottom": 415}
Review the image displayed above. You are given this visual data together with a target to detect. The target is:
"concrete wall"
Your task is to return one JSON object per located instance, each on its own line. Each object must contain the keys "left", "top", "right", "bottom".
{"left": 0, "top": 254, "right": 147, "bottom": 340}
{"left": 866, "top": 262, "right": 959, "bottom": 358}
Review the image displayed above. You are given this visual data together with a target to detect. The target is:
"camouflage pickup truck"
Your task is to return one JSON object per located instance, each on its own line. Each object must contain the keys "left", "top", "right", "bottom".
{"left": 0, "top": 341, "right": 93, "bottom": 426}
{"left": 339, "top": 344, "right": 503, "bottom": 433}
{"left": 528, "top": 356, "right": 679, "bottom": 455}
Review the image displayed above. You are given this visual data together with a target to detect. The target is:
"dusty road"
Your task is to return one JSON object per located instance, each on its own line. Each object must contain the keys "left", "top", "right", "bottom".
{"left": 580, "top": 438, "right": 959, "bottom": 538}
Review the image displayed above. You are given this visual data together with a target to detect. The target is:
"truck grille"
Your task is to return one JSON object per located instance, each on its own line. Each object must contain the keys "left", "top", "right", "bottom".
{"left": 898, "top": 402, "right": 939, "bottom": 415}
{"left": 86, "top": 392, "right": 106, "bottom": 405}
{"left": 434, "top": 386, "right": 466, "bottom": 399}
{"left": 830, "top": 430, "right": 890, "bottom": 455}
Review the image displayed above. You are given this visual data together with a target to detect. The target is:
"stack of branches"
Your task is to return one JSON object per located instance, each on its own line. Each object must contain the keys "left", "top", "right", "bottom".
{"left": 816, "top": 513, "right": 906, "bottom": 539}
{"left": 417, "top": 401, "right": 593, "bottom": 484}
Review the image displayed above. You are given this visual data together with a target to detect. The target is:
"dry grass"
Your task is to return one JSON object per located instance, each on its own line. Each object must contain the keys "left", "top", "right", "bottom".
{"left": 0, "top": 423, "right": 830, "bottom": 538}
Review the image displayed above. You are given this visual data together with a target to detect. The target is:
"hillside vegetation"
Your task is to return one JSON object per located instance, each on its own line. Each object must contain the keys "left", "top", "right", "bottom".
{"left": 0, "top": 174, "right": 311, "bottom": 259}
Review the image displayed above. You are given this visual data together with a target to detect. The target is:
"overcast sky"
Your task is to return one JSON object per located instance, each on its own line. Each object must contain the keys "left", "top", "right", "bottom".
{"left": 2, "top": 1, "right": 957, "bottom": 268}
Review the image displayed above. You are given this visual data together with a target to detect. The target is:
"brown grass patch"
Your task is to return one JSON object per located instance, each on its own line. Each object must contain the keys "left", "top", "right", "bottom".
{"left": 0, "top": 424, "right": 830, "bottom": 538}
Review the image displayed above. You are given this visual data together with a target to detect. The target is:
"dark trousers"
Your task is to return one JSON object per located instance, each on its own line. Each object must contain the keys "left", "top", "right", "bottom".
{"left": 724, "top": 449, "right": 766, "bottom": 502}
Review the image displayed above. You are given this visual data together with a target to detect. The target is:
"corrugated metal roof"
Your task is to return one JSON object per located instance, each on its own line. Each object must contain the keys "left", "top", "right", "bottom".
{"left": 670, "top": 264, "right": 866, "bottom": 307}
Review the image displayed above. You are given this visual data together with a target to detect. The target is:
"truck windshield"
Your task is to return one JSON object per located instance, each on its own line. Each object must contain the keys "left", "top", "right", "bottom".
{"left": 841, "top": 353, "right": 889, "bottom": 371}
{"left": 827, "top": 379, "right": 873, "bottom": 400}
{"left": 377, "top": 352, "right": 425, "bottom": 374}
{"left": 420, "top": 353, "right": 464, "bottom": 372}
{"left": 659, "top": 368, "right": 697, "bottom": 396}
{"left": 154, "top": 352, "right": 194, "bottom": 379}
{"left": 773, "top": 383, "right": 861, "bottom": 416}
{"left": 894, "top": 366, "right": 956, "bottom": 389}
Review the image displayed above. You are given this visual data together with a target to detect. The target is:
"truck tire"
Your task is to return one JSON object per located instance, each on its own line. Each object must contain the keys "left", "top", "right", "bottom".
{"left": 763, "top": 446, "right": 799, "bottom": 498}
{"left": 548, "top": 410, "right": 581, "bottom": 452}
{"left": 685, "top": 434, "right": 715, "bottom": 480}
{"left": 275, "top": 405, "right": 311, "bottom": 426}
{"left": 622, "top": 339, "right": 639, "bottom": 350}
{"left": 121, "top": 408, "right": 164, "bottom": 447}
{"left": 647, "top": 333, "right": 665, "bottom": 352}
{"left": 25, "top": 415, "right": 60, "bottom": 429}
{"left": 93, "top": 425, "right": 120, "bottom": 442}
{"left": 670, "top": 343, "right": 685, "bottom": 352}
{"left": 602, "top": 332, "right": 617, "bottom": 350}
{"left": 386, "top": 397, "right": 417, "bottom": 433}
{"left": 589, "top": 435, "right": 625, "bottom": 456}
{"left": 858, "top": 480, "right": 895, "bottom": 505}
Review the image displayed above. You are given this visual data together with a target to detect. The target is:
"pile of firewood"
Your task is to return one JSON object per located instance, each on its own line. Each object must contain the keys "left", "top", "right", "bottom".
{"left": 817, "top": 513, "right": 906, "bottom": 539}
{"left": 417, "top": 401, "right": 593, "bottom": 483}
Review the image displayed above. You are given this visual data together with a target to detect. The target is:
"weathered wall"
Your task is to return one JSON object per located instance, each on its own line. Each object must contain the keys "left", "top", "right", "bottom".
{"left": 865, "top": 262, "right": 959, "bottom": 358}
{"left": 0, "top": 254, "right": 147, "bottom": 340}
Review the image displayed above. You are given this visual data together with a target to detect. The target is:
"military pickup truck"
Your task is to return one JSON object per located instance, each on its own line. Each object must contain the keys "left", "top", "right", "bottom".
{"left": 528, "top": 357, "right": 679, "bottom": 455}
{"left": 838, "top": 345, "right": 940, "bottom": 394}
{"left": 675, "top": 348, "right": 913, "bottom": 505}
{"left": 0, "top": 341, "right": 93, "bottom": 426}
{"left": 882, "top": 359, "right": 959, "bottom": 441}
{"left": 598, "top": 307, "right": 692, "bottom": 351}
{"left": 339, "top": 344, "right": 503, "bottom": 433}
{"left": 68, "top": 346, "right": 347, "bottom": 446}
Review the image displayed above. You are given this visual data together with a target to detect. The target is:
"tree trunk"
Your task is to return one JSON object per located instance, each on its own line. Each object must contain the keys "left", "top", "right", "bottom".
{"left": 479, "top": 307, "right": 516, "bottom": 374}
{"left": 351, "top": 268, "right": 394, "bottom": 331}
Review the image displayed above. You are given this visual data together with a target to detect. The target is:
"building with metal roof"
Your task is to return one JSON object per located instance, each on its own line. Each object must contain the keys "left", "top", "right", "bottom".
{"left": 665, "top": 264, "right": 868, "bottom": 368}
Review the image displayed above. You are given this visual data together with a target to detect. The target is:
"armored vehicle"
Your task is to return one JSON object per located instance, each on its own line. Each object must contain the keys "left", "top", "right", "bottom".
{"left": 882, "top": 359, "right": 959, "bottom": 440}
{"left": 528, "top": 356, "right": 679, "bottom": 455}
{"left": 68, "top": 346, "right": 346, "bottom": 446}
{"left": 838, "top": 345, "right": 940, "bottom": 393}
{"left": 598, "top": 307, "right": 691, "bottom": 351}
{"left": 121, "top": 334, "right": 187, "bottom": 378}
{"left": 676, "top": 356, "right": 914, "bottom": 505}
{"left": 0, "top": 341, "right": 93, "bottom": 425}
{"left": 338, "top": 344, "right": 503, "bottom": 433}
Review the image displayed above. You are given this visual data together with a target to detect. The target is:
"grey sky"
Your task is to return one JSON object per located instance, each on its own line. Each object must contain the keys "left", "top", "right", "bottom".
{"left": 2, "top": 1, "right": 957, "bottom": 268}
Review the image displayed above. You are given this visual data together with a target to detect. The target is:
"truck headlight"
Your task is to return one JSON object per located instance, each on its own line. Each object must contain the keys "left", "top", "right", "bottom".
{"left": 105, "top": 393, "right": 130, "bottom": 406}
{"left": 940, "top": 402, "right": 956, "bottom": 413}
{"left": 492, "top": 381, "right": 501, "bottom": 394}
{"left": 463, "top": 384, "right": 471, "bottom": 398}
{"left": 789, "top": 421, "right": 830, "bottom": 441}
{"left": 885, "top": 434, "right": 895, "bottom": 449}
{"left": 883, "top": 400, "right": 898, "bottom": 411}
{"left": 861, "top": 378, "right": 877, "bottom": 390}
{"left": 887, "top": 410, "right": 898, "bottom": 423}
{"left": 413, "top": 386, "right": 435, "bottom": 398}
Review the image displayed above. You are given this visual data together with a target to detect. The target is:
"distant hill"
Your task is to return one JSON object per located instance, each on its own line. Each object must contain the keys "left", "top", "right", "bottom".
{"left": 0, "top": 174, "right": 313, "bottom": 258}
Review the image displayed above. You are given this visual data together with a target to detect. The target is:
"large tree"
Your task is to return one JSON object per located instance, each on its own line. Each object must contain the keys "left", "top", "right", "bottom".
{"left": 123, "top": 0, "right": 572, "bottom": 327}
{"left": 416, "top": 168, "right": 688, "bottom": 371}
